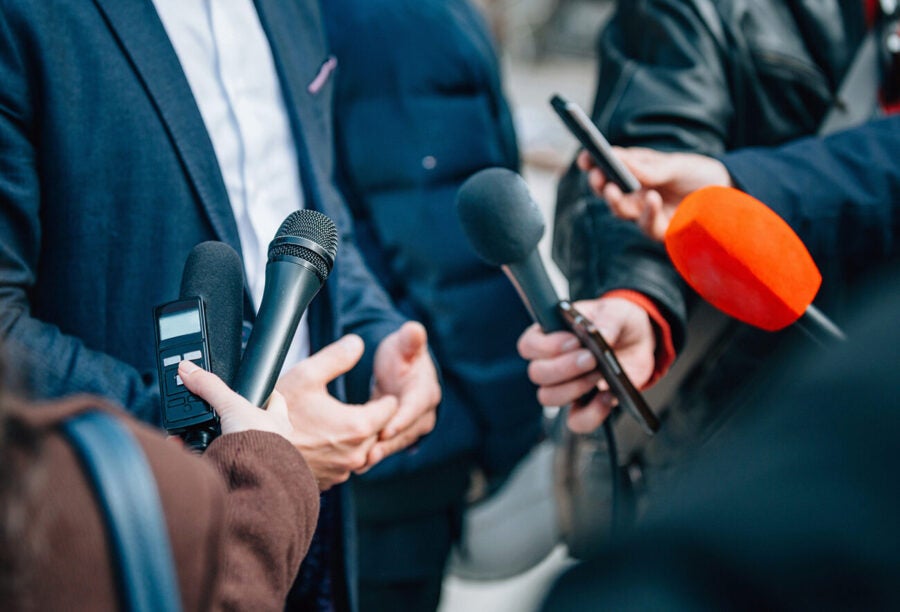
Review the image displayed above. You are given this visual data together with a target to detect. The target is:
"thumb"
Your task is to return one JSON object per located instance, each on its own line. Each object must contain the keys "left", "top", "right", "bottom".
{"left": 356, "top": 394, "right": 401, "bottom": 433}
{"left": 617, "top": 147, "right": 677, "bottom": 188}
{"left": 285, "top": 334, "right": 365, "bottom": 385}
{"left": 265, "top": 389, "right": 289, "bottom": 420}
{"left": 395, "top": 321, "right": 428, "bottom": 362}
{"left": 178, "top": 360, "right": 246, "bottom": 417}
{"left": 574, "top": 298, "right": 623, "bottom": 344}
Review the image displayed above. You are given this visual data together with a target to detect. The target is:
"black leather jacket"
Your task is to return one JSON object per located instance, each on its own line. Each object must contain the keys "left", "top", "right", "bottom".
{"left": 553, "top": 0, "right": 870, "bottom": 521}
{"left": 553, "top": 0, "right": 865, "bottom": 286}
{"left": 593, "top": 0, "right": 865, "bottom": 154}
{"left": 556, "top": 0, "right": 867, "bottom": 299}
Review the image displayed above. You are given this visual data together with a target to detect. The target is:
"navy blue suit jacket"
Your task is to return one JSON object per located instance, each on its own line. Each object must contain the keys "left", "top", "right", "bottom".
{"left": 0, "top": 0, "right": 403, "bottom": 418}
{"left": 0, "top": 1, "right": 408, "bottom": 608}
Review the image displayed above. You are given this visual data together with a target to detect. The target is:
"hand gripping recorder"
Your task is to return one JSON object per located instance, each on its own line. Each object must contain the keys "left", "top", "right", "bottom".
{"left": 154, "top": 296, "right": 218, "bottom": 448}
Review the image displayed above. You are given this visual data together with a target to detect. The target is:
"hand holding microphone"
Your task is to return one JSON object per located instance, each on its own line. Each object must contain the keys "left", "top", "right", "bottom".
{"left": 233, "top": 209, "right": 339, "bottom": 407}
{"left": 234, "top": 208, "right": 437, "bottom": 486}
{"left": 517, "top": 296, "right": 658, "bottom": 433}
{"left": 577, "top": 143, "right": 846, "bottom": 344}
{"left": 665, "top": 186, "right": 845, "bottom": 345}
{"left": 457, "top": 168, "right": 659, "bottom": 434}
{"left": 178, "top": 359, "right": 295, "bottom": 439}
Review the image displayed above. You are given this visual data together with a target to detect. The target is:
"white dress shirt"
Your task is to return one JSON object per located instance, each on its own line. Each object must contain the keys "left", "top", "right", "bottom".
{"left": 153, "top": 0, "right": 311, "bottom": 368}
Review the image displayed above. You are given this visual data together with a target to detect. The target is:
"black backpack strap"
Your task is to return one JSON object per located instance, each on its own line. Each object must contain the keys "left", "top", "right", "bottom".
{"left": 61, "top": 411, "right": 182, "bottom": 612}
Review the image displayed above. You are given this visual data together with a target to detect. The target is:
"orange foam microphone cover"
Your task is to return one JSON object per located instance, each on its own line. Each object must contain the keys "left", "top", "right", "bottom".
{"left": 664, "top": 186, "right": 821, "bottom": 331}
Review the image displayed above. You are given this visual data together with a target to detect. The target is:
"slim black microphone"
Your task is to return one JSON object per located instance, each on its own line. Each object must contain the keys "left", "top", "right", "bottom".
{"left": 456, "top": 167, "right": 659, "bottom": 434}
{"left": 233, "top": 209, "right": 338, "bottom": 407}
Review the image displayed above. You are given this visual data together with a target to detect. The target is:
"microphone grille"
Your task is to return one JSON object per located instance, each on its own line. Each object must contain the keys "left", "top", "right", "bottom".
{"left": 269, "top": 210, "right": 339, "bottom": 281}
{"left": 456, "top": 167, "right": 545, "bottom": 265}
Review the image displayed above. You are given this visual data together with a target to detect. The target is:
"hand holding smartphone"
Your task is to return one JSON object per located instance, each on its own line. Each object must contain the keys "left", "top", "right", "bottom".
{"left": 550, "top": 94, "right": 641, "bottom": 193}
{"left": 558, "top": 300, "right": 660, "bottom": 435}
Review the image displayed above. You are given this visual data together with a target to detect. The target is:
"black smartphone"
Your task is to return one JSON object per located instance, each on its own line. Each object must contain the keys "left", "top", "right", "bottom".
{"left": 558, "top": 300, "right": 660, "bottom": 435}
{"left": 154, "top": 296, "right": 218, "bottom": 438}
{"left": 550, "top": 94, "right": 641, "bottom": 193}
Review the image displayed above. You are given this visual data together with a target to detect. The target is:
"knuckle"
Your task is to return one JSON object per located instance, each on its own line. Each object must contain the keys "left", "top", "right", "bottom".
{"left": 527, "top": 361, "right": 543, "bottom": 384}
{"left": 332, "top": 471, "right": 351, "bottom": 486}
{"left": 420, "top": 413, "right": 436, "bottom": 436}
{"left": 536, "top": 387, "right": 556, "bottom": 408}
{"left": 349, "top": 451, "right": 368, "bottom": 472}
{"left": 346, "top": 420, "right": 371, "bottom": 441}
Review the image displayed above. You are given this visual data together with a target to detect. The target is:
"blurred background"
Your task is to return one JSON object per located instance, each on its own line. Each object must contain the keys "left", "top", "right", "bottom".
{"left": 438, "top": 2, "right": 614, "bottom": 610}
{"left": 472, "top": 0, "right": 612, "bottom": 285}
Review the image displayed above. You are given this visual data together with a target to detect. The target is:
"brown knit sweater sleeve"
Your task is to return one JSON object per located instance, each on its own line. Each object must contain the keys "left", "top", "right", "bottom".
{"left": 204, "top": 430, "right": 320, "bottom": 612}
{"left": 6, "top": 397, "right": 319, "bottom": 612}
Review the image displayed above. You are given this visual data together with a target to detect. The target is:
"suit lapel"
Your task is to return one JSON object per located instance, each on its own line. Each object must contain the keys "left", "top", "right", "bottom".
{"left": 253, "top": 0, "right": 329, "bottom": 209}
{"left": 253, "top": 0, "right": 340, "bottom": 354}
{"left": 92, "top": 0, "right": 242, "bottom": 253}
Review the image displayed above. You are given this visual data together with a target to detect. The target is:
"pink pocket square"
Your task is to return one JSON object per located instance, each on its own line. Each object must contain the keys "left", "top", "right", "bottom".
{"left": 308, "top": 56, "right": 337, "bottom": 94}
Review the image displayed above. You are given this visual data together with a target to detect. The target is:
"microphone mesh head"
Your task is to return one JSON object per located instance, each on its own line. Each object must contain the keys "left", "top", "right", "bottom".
{"left": 456, "top": 167, "right": 545, "bottom": 265}
{"left": 269, "top": 210, "right": 338, "bottom": 281}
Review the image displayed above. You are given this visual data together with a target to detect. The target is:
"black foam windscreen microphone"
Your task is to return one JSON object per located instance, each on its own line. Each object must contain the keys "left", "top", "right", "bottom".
{"left": 457, "top": 167, "right": 566, "bottom": 332}
{"left": 233, "top": 209, "right": 338, "bottom": 407}
{"left": 457, "top": 167, "right": 660, "bottom": 434}
{"left": 155, "top": 241, "right": 244, "bottom": 453}
{"left": 179, "top": 241, "right": 244, "bottom": 386}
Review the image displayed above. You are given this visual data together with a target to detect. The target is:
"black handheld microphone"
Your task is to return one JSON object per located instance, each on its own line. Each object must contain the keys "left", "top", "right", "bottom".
{"left": 456, "top": 167, "right": 659, "bottom": 434}
{"left": 456, "top": 167, "right": 566, "bottom": 332}
{"left": 232, "top": 209, "right": 338, "bottom": 407}
{"left": 155, "top": 241, "right": 244, "bottom": 452}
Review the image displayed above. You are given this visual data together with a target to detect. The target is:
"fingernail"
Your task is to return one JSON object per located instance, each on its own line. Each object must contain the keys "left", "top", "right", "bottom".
{"left": 341, "top": 335, "right": 362, "bottom": 351}
{"left": 562, "top": 338, "right": 580, "bottom": 351}
{"left": 179, "top": 360, "right": 199, "bottom": 375}
{"left": 576, "top": 350, "right": 594, "bottom": 370}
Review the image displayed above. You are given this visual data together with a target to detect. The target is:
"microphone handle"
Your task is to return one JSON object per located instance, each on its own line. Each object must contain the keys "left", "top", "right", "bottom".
{"left": 503, "top": 250, "right": 567, "bottom": 332}
{"left": 233, "top": 260, "right": 323, "bottom": 407}
{"left": 797, "top": 304, "right": 847, "bottom": 347}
